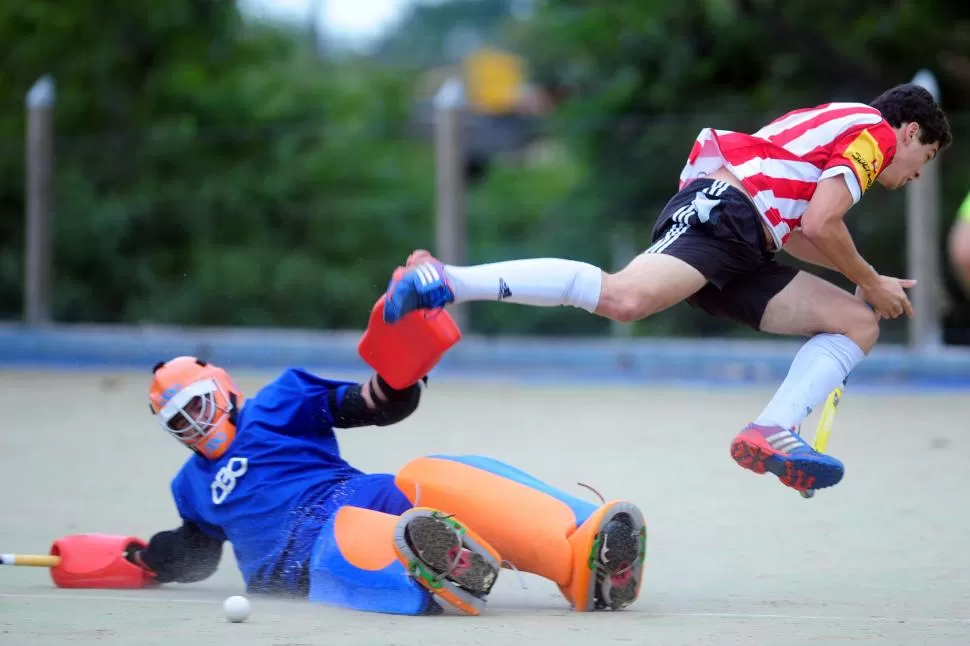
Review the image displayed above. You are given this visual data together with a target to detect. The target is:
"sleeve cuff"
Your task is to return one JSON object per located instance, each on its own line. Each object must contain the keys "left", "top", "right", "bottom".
{"left": 820, "top": 166, "right": 862, "bottom": 204}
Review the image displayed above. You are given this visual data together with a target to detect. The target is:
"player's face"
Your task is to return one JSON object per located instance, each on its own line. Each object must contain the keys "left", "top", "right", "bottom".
{"left": 878, "top": 123, "right": 939, "bottom": 190}
{"left": 169, "top": 396, "right": 205, "bottom": 432}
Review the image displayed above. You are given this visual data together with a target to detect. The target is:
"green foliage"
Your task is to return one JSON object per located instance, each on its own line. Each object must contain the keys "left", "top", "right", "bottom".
{"left": 463, "top": 144, "right": 613, "bottom": 336}
{"left": 372, "top": 0, "right": 519, "bottom": 69}
{"left": 4, "top": 0, "right": 970, "bottom": 342}
{"left": 1, "top": 3, "right": 436, "bottom": 328}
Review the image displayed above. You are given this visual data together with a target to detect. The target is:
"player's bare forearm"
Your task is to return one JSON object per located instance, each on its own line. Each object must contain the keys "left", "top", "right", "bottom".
{"left": 799, "top": 176, "right": 880, "bottom": 289}
{"left": 782, "top": 230, "right": 838, "bottom": 271}
{"left": 331, "top": 374, "right": 422, "bottom": 428}
{"left": 802, "top": 220, "right": 877, "bottom": 288}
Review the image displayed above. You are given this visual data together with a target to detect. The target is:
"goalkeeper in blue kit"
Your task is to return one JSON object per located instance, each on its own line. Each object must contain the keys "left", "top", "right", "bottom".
{"left": 113, "top": 355, "right": 647, "bottom": 616}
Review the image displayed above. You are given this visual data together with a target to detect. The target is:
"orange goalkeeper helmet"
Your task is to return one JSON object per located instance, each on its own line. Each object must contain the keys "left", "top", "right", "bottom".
{"left": 148, "top": 356, "right": 243, "bottom": 460}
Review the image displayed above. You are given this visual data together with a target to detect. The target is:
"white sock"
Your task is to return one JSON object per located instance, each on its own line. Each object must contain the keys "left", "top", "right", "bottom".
{"left": 754, "top": 333, "right": 866, "bottom": 430}
{"left": 442, "top": 259, "right": 604, "bottom": 313}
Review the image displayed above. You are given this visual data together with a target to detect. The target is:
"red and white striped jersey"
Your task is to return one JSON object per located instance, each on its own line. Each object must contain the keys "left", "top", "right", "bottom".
{"left": 678, "top": 102, "right": 898, "bottom": 249}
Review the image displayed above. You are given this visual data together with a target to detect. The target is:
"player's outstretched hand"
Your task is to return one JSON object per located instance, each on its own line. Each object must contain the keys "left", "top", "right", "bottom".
{"left": 858, "top": 276, "right": 917, "bottom": 319}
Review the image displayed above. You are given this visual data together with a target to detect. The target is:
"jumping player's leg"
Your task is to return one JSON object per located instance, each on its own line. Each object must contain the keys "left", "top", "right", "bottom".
{"left": 307, "top": 474, "right": 501, "bottom": 616}
{"left": 380, "top": 181, "right": 736, "bottom": 324}
{"left": 692, "top": 266, "right": 877, "bottom": 491}
{"left": 754, "top": 271, "right": 879, "bottom": 429}
{"left": 394, "top": 455, "right": 647, "bottom": 612}
{"left": 388, "top": 251, "right": 706, "bottom": 324}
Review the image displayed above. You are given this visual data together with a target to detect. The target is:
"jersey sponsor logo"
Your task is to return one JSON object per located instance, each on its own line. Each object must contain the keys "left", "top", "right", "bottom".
{"left": 842, "top": 129, "right": 884, "bottom": 192}
{"left": 211, "top": 457, "right": 248, "bottom": 505}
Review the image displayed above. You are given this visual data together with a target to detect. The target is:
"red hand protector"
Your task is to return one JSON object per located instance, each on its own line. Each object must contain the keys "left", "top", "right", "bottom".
{"left": 49, "top": 534, "right": 156, "bottom": 589}
{"left": 358, "top": 270, "right": 462, "bottom": 390}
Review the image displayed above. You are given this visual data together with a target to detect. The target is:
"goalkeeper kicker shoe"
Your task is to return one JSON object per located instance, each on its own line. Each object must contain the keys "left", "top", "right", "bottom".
{"left": 394, "top": 508, "right": 501, "bottom": 616}
{"left": 560, "top": 501, "right": 647, "bottom": 612}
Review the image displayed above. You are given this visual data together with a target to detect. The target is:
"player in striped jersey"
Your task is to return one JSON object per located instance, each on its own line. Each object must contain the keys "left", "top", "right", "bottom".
{"left": 382, "top": 83, "right": 951, "bottom": 495}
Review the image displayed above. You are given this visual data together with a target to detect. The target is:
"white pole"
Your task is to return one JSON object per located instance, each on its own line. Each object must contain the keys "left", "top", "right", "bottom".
{"left": 433, "top": 77, "right": 468, "bottom": 330}
{"left": 25, "top": 75, "right": 56, "bottom": 326}
{"left": 905, "top": 69, "right": 943, "bottom": 349}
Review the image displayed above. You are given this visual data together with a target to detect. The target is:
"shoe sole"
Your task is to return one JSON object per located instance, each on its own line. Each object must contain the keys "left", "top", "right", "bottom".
{"left": 731, "top": 435, "right": 843, "bottom": 491}
{"left": 406, "top": 515, "right": 498, "bottom": 594}
{"left": 577, "top": 502, "right": 647, "bottom": 612}
{"left": 393, "top": 509, "right": 500, "bottom": 616}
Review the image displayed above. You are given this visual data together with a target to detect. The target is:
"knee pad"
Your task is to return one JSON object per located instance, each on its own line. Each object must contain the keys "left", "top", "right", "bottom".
{"left": 308, "top": 506, "right": 433, "bottom": 616}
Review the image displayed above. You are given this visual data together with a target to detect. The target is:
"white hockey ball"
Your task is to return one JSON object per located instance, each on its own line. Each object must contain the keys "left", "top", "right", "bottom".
{"left": 223, "top": 595, "right": 251, "bottom": 623}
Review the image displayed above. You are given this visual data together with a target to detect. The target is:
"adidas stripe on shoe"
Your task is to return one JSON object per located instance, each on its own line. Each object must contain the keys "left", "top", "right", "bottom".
{"left": 730, "top": 423, "right": 844, "bottom": 492}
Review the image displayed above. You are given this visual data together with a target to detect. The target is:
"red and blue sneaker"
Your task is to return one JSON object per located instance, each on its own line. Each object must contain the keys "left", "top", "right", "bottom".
{"left": 383, "top": 253, "right": 455, "bottom": 323}
{"left": 730, "top": 423, "right": 844, "bottom": 492}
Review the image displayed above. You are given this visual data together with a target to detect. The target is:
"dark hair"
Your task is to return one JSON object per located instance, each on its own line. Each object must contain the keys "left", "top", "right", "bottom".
{"left": 870, "top": 83, "right": 952, "bottom": 150}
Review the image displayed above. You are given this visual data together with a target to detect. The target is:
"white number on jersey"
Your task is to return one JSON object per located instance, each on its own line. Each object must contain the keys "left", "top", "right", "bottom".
{"left": 211, "top": 457, "right": 249, "bottom": 505}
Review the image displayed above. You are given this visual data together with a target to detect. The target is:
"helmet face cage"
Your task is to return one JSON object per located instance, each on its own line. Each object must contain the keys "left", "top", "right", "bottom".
{"left": 156, "top": 378, "right": 232, "bottom": 447}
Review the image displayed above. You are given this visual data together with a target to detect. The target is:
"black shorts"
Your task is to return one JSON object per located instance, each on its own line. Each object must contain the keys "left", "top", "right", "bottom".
{"left": 646, "top": 178, "right": 798, "bottom": 330}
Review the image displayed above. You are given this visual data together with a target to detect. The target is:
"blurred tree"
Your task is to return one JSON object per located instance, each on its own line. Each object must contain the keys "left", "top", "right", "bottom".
{"left": 372, "top": 0, "right": 519, "bottom": 69}
{"left": 0, "top": 0, "right": 437, "bottom": 328}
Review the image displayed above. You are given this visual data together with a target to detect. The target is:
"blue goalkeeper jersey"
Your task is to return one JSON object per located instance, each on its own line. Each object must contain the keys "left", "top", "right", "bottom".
{"left": 169, "top": 368, "right": 402, "bottom": 594}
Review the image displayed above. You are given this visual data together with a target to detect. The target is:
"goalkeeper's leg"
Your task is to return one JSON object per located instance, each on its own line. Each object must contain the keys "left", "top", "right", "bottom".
{"left": 394, "top": 455, "right": 647, "bottom": 611}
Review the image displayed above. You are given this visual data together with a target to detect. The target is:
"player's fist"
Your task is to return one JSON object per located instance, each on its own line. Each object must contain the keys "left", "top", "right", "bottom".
{"left": 858, "top": 276, "right": 916, "bottom": 319}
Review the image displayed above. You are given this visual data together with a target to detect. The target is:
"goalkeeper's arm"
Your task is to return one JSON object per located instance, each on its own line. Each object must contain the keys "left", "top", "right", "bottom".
{"left": 329, "top": 374, "right": 425, "bottom": 429}
{"left": 126, "top": 521, "right": 224, "bottom": 584}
